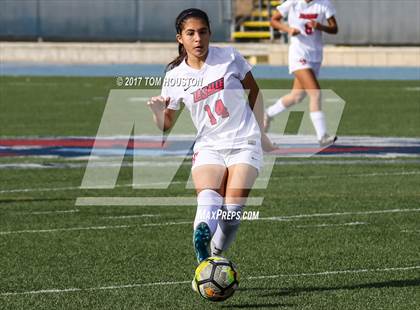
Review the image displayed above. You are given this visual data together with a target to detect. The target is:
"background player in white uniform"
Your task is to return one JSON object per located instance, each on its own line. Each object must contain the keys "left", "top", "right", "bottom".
{"left": 265, "top": 0, "right": 339, "bottom": 146}
{"left": 147, "top": 9, "right": 275, "bottom": 274}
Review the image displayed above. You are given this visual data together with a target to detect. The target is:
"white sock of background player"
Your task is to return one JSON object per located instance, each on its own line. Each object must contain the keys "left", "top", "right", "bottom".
{"left": 310, "top": 110, "right": 327, "bottom": 140}
{"left": 266, "top": 98, "right": 287, "bottom": 118}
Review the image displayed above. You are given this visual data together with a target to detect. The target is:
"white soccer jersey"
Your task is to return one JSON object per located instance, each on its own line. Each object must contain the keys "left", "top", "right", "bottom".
{"left": 278, "top": 0, "right": 336, "bottom": 62}
{"left": 161, "top": 46, "right": 261, "bottom": 151}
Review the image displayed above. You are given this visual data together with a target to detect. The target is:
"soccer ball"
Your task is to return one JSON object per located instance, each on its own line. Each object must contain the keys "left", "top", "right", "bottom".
{"left": 193, "top": 256, "right": 239, "bottom": 302}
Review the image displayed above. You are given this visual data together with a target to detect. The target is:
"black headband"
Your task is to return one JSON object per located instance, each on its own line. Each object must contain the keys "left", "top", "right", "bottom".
{"left": 175, "top": 8, "right": 209, "bottom": 34}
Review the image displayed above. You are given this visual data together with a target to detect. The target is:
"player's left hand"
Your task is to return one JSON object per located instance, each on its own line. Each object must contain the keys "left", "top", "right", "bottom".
{"left": 147, "top": 96, "right": 169, "bottom": 114}
{"left": 308, "top": 20, "right": 321, "bottom": 30}
{"left": 261, "top": 133, "right": 279, "bottom": 153}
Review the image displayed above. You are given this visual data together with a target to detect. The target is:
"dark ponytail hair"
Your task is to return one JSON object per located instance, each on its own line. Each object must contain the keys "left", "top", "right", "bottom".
{"left": 166, "top": 8, "right": 211, "bottom": 71}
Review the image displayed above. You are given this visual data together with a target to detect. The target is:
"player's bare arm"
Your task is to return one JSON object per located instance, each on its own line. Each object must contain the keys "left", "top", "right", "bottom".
{"left": 241, "top": 71, "right": 277, "bottom": 152}
{"left": 147, "top": 96, "right": 176, "bottom": 131}
{"left": 309, "top": 16, "right": 338, "bottom": 34}
{"left": 240, "top": 72, "right": 263, "bottom": 127}
{"left": 270, "top": 12, "right": 300, "bottom": 36}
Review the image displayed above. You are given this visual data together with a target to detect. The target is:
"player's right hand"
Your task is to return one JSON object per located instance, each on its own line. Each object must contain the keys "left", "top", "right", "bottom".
{"left": 147, "top": 96, "right": 169, "bottom": 114}
{"left": 288, "top": 28, "right": 301, "bottom": 36}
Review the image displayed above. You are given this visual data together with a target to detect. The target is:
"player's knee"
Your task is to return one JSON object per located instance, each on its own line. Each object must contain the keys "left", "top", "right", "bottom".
{"left": 308, "top": 89, "right": 321, "bottom": 102}
{"left": 292, "top": 92, "right": 306, "bottom": 104}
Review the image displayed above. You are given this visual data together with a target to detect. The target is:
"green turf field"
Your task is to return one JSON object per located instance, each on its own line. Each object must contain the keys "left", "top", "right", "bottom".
{"left": 0, "top": 76, "right": 419, "bottom": 136}
{"left": 0, "top": 77, "right": 419, "bottom": 309}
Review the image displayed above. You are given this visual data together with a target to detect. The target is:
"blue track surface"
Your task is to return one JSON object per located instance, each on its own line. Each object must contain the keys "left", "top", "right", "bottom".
{"left": 1, "top": 62, "right": 419, "bottom": 80}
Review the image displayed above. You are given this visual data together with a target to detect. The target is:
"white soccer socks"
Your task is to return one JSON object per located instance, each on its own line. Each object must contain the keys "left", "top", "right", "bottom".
{"left": 266, "top": 98, "right": 287, "bottom": 118}
{"left": 193, "top": 189, "right": 223, "bottom": 235}
{"left": 267, "top": 100, "right": 329, "bottom": 142}
{"left": 194, "top": 192, "right": 244, "bottom": 257}
{"left": 211, "top": 204, "right": 243, "bottom": 256}
{"left": 310, "top": 111, "right": 327, "bottom": 140}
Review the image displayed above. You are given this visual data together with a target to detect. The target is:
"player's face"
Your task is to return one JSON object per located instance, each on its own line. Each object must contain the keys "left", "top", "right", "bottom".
{"left": 177, "top": 18, "right": 210, "bottom": 60}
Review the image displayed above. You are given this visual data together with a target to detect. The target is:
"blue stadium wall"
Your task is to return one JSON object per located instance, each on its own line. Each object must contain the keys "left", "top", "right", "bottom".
{"left": 327, "top": 0, "right": 420, "bottom": 45}
{"left": 0, "top": 0, "right": 232, "bottom": 42}
{"left": 0, "top": 0, "right": 419, "bottom": 44}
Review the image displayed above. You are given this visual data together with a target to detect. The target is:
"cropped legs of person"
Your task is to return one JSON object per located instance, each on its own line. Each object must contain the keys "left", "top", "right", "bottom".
{"left": 264, "top": 68, "right": 336, "bottom": 146}
{"left": 192, "top": 162, "right": 258, "bottom": 261}
{"left": 211, "top": 164, "right": 258, "bottom": 257}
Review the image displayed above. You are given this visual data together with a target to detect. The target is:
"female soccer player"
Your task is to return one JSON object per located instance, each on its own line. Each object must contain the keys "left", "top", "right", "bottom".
{"left": 147, "top": 8, "right": 275, "bottom": 268}
{"left": 265, "top": 0, "right": 338, "bottom": 146}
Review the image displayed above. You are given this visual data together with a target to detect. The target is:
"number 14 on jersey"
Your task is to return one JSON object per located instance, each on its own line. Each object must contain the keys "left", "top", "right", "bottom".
{"left": 204, "top": 99, "right": 229, "bottom": 125}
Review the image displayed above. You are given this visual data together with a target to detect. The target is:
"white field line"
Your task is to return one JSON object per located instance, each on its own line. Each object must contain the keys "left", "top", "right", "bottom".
{"left": 1, "top": 170, "right": 419, "bottom": 195}
{"left": 0, "top": 208, "right": 418, "bottom": 235}
{"left": 325, "top": 98, "right": 341, "bottom": 102}
{"left": 0, "top": 185, "right": 85, "bottom": 194}
{"left": 128, "top": 97, "right": 150, "bottom": 102}
{"left": 0, "top": 162, "right": 191, "bottom": 170}
{"left": 295, "top": 221, "right": 367, "bottom": 228}
{"left": 401, "top": 229, "right": 420, "bottom": 234}
{"left": 75, "top": 197, "right": 264, "bottom": 206}
{"left": 2, "top": 159, "right": 420, "bottom": 170}
{"left": 0, "top": 181, "right": 183, "bottom": 194}
{"left": 260, "top": 208, "right": 420, "bottom": 221}
{"left": 404, "top": 87, "right": 420, "bottom": 91}
{"left": 1, "top": 265, "right": 419, "bottom": 296}
{"left": 13, "top": 209, "right": 79, "bottom": 215}
{"left": 246, "top": 265, "right": 420, "bottom": 280}
{"left": 0, "top": 222, "right": 191, "bottom": 235}
{"left": 266, "top": 170, "right": 420, "bottom": 181}
{"left": 2, "top": 135, "right": 419, "bottom": 144}
{"left": 0, "top": 225, "right": 130, "bottom": 235}
{"left": 102, "top": 214, "right": 160, "bottom": 219}
{"left": 0, "top": 163, "right": 54, "bottom": 169}
{"left": 103, "top": 208, "right": 419, "bottom": 227}
{"left": 141, "top": 221, "right": 192, "bottom": 227}
{"left": 133, "top": 208, "right": 420, "bottom": 227}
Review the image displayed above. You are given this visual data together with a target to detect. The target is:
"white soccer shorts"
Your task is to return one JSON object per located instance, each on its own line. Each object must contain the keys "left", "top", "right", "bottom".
{"left": 289, "top": 57, "right": 322, "bottom": 77}
{"left": 191, "top": 148, "right": 263, "bottom": 172}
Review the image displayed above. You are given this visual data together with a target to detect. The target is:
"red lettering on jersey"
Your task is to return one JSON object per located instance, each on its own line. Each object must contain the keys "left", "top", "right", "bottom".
{"left": 192, "top": 151, "right": 199, "bottom": 165}
{"left": 192, "top": 77, "right": 224, "bottom": 103}
{"left": 299, "top": 13, "right": 318, "bottom": 19}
